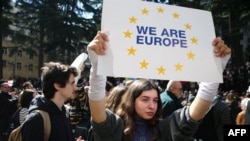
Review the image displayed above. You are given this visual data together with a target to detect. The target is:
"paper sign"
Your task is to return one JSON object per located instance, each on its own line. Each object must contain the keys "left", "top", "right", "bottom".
{"left": 98, "top": 0, "right": 223, "bottom": 83}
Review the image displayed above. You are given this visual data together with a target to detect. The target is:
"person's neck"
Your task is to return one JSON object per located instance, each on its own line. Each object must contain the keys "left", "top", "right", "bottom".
{"left": 50, "top": 95, "right": 66, "bottom": 111}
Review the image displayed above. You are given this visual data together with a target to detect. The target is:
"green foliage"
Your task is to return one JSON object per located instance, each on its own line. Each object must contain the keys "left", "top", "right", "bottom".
{"left": 1, "top": 0, "right": 15, "bottom": 78}
{"left": 204, "top": 0, "right": 250, "bottom": 66}
{"left": 11, "top": 0, "right": 103, "bottom": 71}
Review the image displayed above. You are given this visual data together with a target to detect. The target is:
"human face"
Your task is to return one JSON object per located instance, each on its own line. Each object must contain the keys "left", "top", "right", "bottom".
{"left": 58, "top": 74, "right": 78, "bottom": 101}
{"left": 135, "top": 89, "right": 158, "bottom": 120}
{"left": 1, "top": 84, "right": 10, "bottom": 92}
{"left": 172, "top": 83, "right": 182, "bottom": 98}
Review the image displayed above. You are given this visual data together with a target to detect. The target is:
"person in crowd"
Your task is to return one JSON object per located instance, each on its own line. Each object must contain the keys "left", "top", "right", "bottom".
{"left": 21, "top": 62, "right": 83, "bottom": 141}
{"left": 19, "top": 81, "right": 35, "bottom": 96}
{"left": 160, "top": 80, "right": 184, "bottom": 118}
{"left": 186, "top": 92, "right": 195, "bottom": 106}
{"left": 124, "top": 79, "right": 134, "bottom": 87}
{"left": 22, "top": 81, "right": 34, "bottom": 90}
{"left": 245, "top": 99, "right": 250, "bottom": 124}
{"left": 3, "top": 89, "right": 37, "bottom": 140}
{"left": 18, "top": 89, "right": 37, "bottom": 124}
{"left": 0, "top": 82, "right": 18, "bottom": 141}
{"left": 224, "top": 90, "right": 241, "bottom": 124}
{"left": 73, "top": 79, "right": 92, "bottom": 140}
{"left": 9, "top": 88, "right": 19, "bottom": 98}
{"left": 105, "top": 81, "right": 114, "bottom": 97}
{"left": 106, "top": 85, "right": 128, "bottom": 113}
{"left": 193, "top": 94, "right": 231, "bottom": 141}
{"left": 86, "top": 31, "right": 231, "bottom": 141}
{"left": 236, "top": 97, "right": 250, "bottom": 125}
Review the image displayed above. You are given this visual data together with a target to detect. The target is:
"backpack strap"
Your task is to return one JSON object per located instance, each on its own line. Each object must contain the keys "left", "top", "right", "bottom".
{"left": 32, "top": 110, "right": 51, "bottom": 141}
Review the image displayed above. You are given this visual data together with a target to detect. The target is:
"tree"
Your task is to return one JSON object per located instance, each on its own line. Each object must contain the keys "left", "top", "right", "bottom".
{"left": 0, "top": 0, "right": 14, "bottom": 78}
{"left": 205, "top": 0, "right": 250, "bottom": 66}
{"left": 14, "top": 0, "right": 102, "bottom": 77}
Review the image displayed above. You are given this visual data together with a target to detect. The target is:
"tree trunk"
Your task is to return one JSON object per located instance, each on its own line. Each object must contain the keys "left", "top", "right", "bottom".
{"left": 0, "top": 5, "right": 3, "bottom": 79}
{"left": 38, "top": 24, "right": 44, "bottom": 77}
{"left": 229, "top": 9, "right": 243, "bottom": 67}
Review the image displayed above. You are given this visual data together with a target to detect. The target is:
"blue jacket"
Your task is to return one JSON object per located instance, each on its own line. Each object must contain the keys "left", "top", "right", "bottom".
{"left": 21, "top": 95, "right": 74, "bottom": 141}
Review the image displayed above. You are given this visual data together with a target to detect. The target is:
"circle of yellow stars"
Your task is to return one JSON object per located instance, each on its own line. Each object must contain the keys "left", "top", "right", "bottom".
{"left": 124, "top": 6, "right": 199, "bottom": 75}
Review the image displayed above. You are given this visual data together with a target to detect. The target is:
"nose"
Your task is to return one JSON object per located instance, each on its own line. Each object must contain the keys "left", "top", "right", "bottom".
{"left": 73, "top": 84, "right": 78, "bottom": 91}
{"left": 148, "top": 100, "right": 156, "bottom": 109}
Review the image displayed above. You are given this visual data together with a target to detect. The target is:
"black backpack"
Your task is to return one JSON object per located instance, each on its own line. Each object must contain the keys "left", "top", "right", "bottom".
{"left": 3, "top": 108, "right": 21, "bottom": 140}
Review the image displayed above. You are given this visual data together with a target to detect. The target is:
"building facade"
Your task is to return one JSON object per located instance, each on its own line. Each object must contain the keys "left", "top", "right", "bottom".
{"left": 2, "top": 40, "right": 41, "bottom": 80}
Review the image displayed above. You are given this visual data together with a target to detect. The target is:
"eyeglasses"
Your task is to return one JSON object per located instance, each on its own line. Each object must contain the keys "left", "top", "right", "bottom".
{"left": 175, "top": 87, "right": 182, "bottom": 91}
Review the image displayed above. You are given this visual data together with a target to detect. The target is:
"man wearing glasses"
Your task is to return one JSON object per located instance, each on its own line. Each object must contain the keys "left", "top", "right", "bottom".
{"left": 160, "top": 80, "right": 183, "bottom": 118}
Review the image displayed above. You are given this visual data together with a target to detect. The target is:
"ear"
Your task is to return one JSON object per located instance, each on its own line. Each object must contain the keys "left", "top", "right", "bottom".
{"left": 54, "top": 83, "right": 61, "bottom": 90}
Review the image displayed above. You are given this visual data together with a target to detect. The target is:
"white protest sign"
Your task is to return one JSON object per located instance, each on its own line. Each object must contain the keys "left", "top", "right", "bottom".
{"left": 98, "top": 0, "right": 223, "bottom": 83}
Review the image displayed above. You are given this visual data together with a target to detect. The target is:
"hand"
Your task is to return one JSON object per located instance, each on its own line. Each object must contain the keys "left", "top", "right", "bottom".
{"left": 76, "top": 136, "right": 84, "bottom": 141}
{"left": 87, "top": 31, "right": 108, "bottom": 55}
{"left": 212, "top": 37, "right": 231, "bottom": 57}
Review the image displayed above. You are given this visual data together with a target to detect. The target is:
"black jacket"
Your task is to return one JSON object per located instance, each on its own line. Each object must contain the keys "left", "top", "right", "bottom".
{"left": 0, "top": 92, "right": 18, "bottom": 141}
{"left": 21, "top": 95, "right": 74, "bottom": 141}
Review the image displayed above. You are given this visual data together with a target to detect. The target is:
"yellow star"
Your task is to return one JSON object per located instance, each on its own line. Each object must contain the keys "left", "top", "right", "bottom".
{"left": 127, "top": 46, "right": 136, "bottom": 55}
{"left": 175, "top": 62, "right": 183, "bottom": 71}
{"left": 141, "top": 8, "right": 149, "bottom": 15}
{"left": 190, "top": 37, "right": 198, "bottom": 44}
{"left": 157, "top": 65, "right": 166, "bottom": 75}
{"left": 140, "top": 60, "right": 149, "bottom": 69}
{"left": 129, "top": 16, "right": 137, "bottom": 24}
{"left": 157, "top": 7, "right": 164, "bottom": 13}
{"left": 172, "top": 12, "right": 180, "bottom": 19}
{"left": 187, "top": 51, "right": 195, "bottom": 60}
{"left": 123, "top": 30, "right": 132, "bottom": 38}
{"left": 185, "top": 23, "right": 192, "bottom": 30}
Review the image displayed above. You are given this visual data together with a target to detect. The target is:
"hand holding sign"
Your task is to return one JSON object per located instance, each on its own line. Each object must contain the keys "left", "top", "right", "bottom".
{"left": 98, "top": 0, "right": 229, "bottom": 83}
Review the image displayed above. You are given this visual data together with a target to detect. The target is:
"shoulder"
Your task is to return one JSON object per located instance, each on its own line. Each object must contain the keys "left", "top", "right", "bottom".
{"left": 160, "top": 91, "right": 166, "bottom": 98}
{"left": 160, "top": 91, "right": 172, "bottom": 100}
{"left": 159, "top": 106, "right": 199, "bottom": 133}
{"left": 20, "top": 108, "right": 29, "bottom": 113}
{"left": 103, "top": 109, "right": 122, "bottom": 124}
{"left": 23, "top": 111, "right": 44, "bottom": 125}
{"left": 91, "top": 109, "right": 123, "bottom": 138}
{"left": 214, "top": 100, "right": 230, "bottom": 111}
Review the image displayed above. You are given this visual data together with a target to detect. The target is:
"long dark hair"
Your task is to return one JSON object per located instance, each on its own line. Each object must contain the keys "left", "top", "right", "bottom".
{"left": 116, "top": 79, "right": 162, "bottom": 141}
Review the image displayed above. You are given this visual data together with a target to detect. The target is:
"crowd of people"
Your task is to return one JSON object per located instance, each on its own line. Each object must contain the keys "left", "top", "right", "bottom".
{"left": 0, "top": 31, "right": 249, "bottom": 141}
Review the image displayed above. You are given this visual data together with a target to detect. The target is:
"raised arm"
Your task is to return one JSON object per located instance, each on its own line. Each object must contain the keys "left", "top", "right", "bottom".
{"left": 189, "top": 37, "right": 231, "bottom": 121}
{"left": 87, "top": 31, "right": 108, "bottom": 123}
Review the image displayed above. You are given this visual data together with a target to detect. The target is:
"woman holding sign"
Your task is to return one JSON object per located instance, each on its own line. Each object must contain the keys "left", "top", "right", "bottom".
{"left": 87, "top": 31, "right": 231, "bottom": 141}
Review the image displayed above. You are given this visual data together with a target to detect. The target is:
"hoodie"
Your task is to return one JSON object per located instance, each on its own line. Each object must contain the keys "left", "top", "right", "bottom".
{"left": 21, "top": 95, "right": 74, "bottom": 141}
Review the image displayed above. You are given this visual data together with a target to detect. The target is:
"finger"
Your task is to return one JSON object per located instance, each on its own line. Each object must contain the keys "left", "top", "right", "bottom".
{"left": 215, "top": 45, "right": 226, "bottom": 57}
{"left": 215, "top": 45, "right": 230, "bottom": 57}
{"left": 99, "top": 32, "right": 109, "bottom": 42}
{"left": 87, "top": 31, "right": 108, "bottom": 55}
{"left": 213, "top": 40, "right": 224, "bottom": 55}
{"left": 220, "top": 46, "right": 231, "bottom": 57}
{"left": 212, "top": 37, "right": 222, "bottom": 46}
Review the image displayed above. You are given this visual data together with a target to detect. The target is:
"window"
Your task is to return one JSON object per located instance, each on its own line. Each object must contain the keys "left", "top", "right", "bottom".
{"left": 28, "top": 64, "right": 33, "bottom": 72}
{"left": 17, "top": 63, "right": 22, "bottom": 70}
{"left": 29, "top": 54, "right": 34, "bottom": 59}
{"left": 2, "top": 60, "right": 6, "bottom": 68}
{"left": 17, "top": 50, "right": 22, "bottom": 57}
{"left": 3, "top": 48, "right": 7, "bottom": 55}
